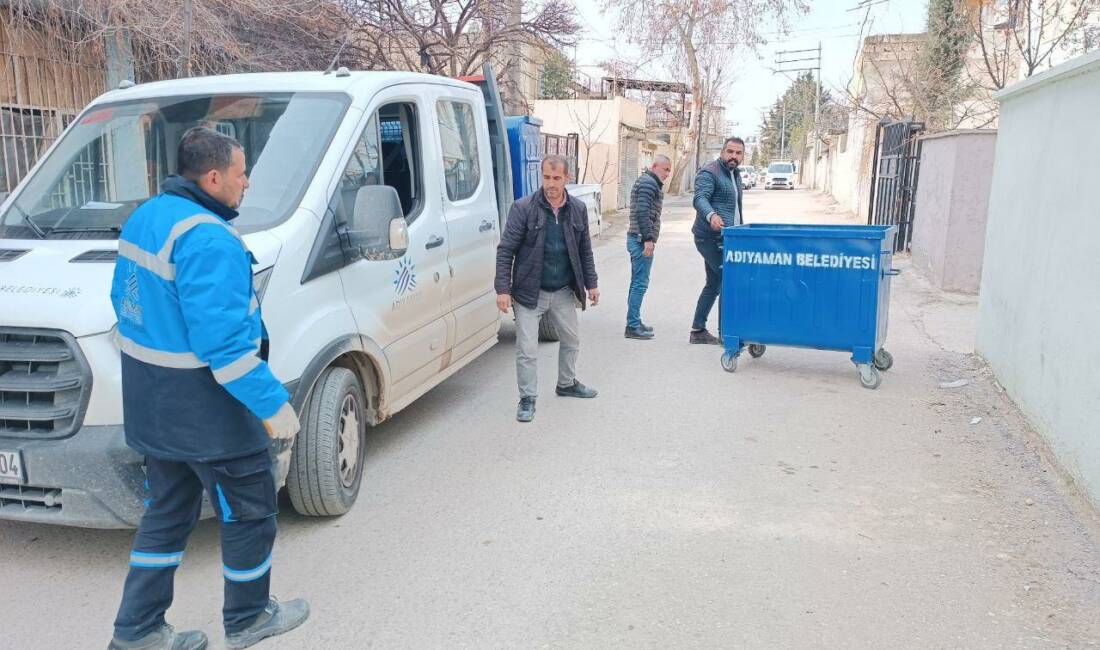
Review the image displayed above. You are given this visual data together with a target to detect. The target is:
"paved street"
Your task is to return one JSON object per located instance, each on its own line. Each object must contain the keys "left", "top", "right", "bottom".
{"left": 4, "top": 188, "right": 1100, "bottom": 649}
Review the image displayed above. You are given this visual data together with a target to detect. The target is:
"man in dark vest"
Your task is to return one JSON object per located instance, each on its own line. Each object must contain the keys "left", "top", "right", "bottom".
{"left": 109, "top": 127, "right": 309, "bottom": 650}
{"left": 495, "top": 155, "right": 600, "bottom": 423}
{"left": 689, "top": 136, "right": 745, "bottom": 344}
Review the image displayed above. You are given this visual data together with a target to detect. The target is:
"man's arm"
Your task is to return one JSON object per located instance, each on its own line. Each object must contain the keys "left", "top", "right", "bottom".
{"left": 631, "top": 177, "right": 657, "bottom": 242}
{"left": 577, "top": 205, "right": 598, "bottom": 292}
{"left": 693, "top": 169, "right": 718, "bottom": 222}
{"left": 173, "top": 229, "right": 289, "bottom": 421}
{"left": 495, "top": 202, "right": 525, "bottom": 297}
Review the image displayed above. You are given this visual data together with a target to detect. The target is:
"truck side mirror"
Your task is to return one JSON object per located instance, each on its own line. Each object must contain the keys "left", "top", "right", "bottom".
{"left": 349, "top": 185, "right": 405, "bottom": 258}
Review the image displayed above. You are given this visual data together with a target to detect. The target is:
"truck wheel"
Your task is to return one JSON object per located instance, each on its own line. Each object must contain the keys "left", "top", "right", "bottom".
{"left": 538, "top": 315, "right": 560, "bottom": 342}
{"left": 287, "top": 366, "right": 366, "bottom": 516}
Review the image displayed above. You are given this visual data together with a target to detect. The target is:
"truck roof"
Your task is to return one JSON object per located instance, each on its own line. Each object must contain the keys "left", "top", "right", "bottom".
{"left": 94, "top": 70, "right": 478, "bottom": 104}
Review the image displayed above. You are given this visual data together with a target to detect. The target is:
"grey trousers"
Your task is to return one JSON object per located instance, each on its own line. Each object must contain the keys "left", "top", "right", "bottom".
{"left": 514, "top": 287, "right": 581, "bottom": 399}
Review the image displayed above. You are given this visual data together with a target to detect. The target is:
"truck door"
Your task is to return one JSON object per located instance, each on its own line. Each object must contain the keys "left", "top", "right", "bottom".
{"left": 431, "top": 89, "right": 501, "bottom": 362}
{"left": 336, "top": 94, "right": 451, "bottom": 392}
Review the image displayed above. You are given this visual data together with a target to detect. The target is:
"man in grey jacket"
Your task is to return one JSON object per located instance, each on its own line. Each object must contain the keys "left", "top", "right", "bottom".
{"left": 690, "top": 137, "right": 745, "bottom": 344}
{"left": 625, "top": 155, "right": 671, "bottom": 340}
{"left": 496, "top": 156, "right": 600, "bottom": 423}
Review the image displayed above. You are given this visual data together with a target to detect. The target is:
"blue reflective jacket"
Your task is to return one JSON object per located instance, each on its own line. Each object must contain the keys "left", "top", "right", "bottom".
{"left": 110, "top": 177, "right": 288, "bottom": 461}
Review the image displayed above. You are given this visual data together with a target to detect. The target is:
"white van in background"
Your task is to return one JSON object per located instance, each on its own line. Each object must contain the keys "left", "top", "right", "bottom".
{"left": 0, "top": 68, "right": 516, "bottom": 527}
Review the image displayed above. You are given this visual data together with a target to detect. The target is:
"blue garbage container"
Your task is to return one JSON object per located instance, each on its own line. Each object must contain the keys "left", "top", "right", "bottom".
{"left": 719, "top": 223, "right": 899, "bottom": 389}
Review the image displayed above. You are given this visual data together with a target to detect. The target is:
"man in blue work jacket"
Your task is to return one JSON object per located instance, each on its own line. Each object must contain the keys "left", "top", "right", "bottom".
{"left": 108, "top": 127, "right": 309, "bottom": 650}
{"left": 689, "top": 136, "right": 745, "bottom": 345}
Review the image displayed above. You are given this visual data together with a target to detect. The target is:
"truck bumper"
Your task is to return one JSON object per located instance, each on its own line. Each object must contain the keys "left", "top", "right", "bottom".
{"left": 0, "top": 425, "right": 146, "bottom": 528}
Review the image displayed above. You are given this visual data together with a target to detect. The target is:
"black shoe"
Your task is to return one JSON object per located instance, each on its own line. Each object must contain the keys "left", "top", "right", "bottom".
{"left": 689, "top": 329, "right": 721, "bottom": 345}
{"left": 555, "top": 380, "right": 598, "bottom": 398}
{"left": 624, "top": 326, "right": 654, "bottom": 340}
{"left": 109, "top": 625, "right": 208, "bottom": 650}
{"left": 225, "top": 597, "right": 310, "bottom": 650}
{"left": 517, "top": 397, "right": 536, "bottom": 422}
{"left": 640, "top": 323, "right": 654, "bottom": 333}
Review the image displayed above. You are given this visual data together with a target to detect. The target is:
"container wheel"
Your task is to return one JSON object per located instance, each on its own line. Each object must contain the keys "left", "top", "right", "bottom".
{"left": 721, "top": 352, "right": 738, "bottom": 373}
{"left": 873, "top": 348, "right": 894, "bottom": 371}
{"left": 748, "top": 344, "right": 766, "bottom": 358}
{"left": 858, "top": 364, "right": 882, "bottom": 390}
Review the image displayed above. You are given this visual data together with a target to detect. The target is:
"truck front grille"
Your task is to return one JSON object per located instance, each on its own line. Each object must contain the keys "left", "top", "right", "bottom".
{"left": 0, "top": 484, "right": 63, "bottom": 511}
{"left": 0, "top": 328, "right": 92, "bottom": 439}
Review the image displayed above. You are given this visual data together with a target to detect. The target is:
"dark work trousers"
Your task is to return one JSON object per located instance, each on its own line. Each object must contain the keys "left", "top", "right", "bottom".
{"left": 692, "top": 236, "right": 725, "bottom": 332}
{"left": 113, "top": 450, "right": 277, "bottom": 641}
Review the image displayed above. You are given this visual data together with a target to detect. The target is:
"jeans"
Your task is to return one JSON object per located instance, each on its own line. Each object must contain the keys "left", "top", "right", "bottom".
{"left": 692, "top": 236, "right": 724, "bottom": 331}
{"left": 513, "top": 287, "right": 581, "bottom": 398}
{"left": 625, "top": 235, "right": 654, "bottom": 329}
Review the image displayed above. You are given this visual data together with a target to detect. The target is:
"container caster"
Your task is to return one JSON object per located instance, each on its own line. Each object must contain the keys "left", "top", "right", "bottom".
{"left": 721, "top": 351, "right": 738, "bottom": 373}
{"left": 748, "top": 344, "right": 767, "bottom": 358}
{"left": 873, "top": 348, "right": 893, "bottom": 371}
{"left": 858, "top": 364, "right": 882, "bottom": 390}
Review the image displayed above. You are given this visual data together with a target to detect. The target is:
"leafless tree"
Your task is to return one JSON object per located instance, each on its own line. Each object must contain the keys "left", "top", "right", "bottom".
{"left": 3, "top": 0, "right": 347, "bottom": 79}
{"left": 969, "top": 0, "right": 1096, "bottom": 90}
{"left": 606, "top": 0, "right": 806, "bottom": 180}
{"left": 568, "top": 102, "right": 616, "bottom": 186}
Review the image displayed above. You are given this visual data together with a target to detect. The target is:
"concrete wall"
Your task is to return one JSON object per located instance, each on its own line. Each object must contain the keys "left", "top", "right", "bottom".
{"left": 977, "top": 50, "right": 1100, "bottom": 509}
{"left": 911, "top": 130, "right": 997, "bottom": 294}
{"left": 532, "top": 97, "right": 646, "bottom": 210}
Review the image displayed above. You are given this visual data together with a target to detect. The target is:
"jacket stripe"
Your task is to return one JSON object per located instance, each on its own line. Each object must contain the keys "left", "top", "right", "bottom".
{"left": 116, "top": 332, "right": 206, "bottom": 369}
{"left": 224, "top": 554, "right": 272, "bottom": 582}
{"left": 157, "top": 214, "right": 240, "bottom": 262}
{"left": 212, "top": 350, "right": 262, "bottom": 385}
{"left": 118, "top": 240, "right": 176, "bottom": 281}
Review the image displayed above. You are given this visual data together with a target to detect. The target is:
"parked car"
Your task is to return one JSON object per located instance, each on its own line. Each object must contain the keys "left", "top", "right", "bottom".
{"left": 764, "top": 161, "right": 796, "bottom": 190}
{"left": 740, "top": 165, "right": 757, "bottom": 189}
{"left": 0, "top": 67, "right": 521, "bottom": 528}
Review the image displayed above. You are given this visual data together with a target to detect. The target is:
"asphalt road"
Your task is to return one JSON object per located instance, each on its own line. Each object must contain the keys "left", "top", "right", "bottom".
{"left": 3, "top": 188, "right": 1099, "bottom": 649}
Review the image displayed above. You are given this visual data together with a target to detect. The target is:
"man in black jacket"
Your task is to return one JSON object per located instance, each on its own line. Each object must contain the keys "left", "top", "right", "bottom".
{"left": 625, "top": 155, "right": 671, "bottom": 340}
{"left": 496, "top": 156, "right": 600, "bottom": 423}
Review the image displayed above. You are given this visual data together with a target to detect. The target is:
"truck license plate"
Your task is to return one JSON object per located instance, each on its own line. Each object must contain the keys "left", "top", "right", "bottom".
{"left": 0, "top": 450, "right": 25, "bottom": 484}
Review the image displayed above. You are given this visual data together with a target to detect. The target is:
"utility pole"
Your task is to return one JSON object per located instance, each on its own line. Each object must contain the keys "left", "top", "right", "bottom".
{"left": 779, "top": 97, "right": 787, "bottom": 160}
{"left": 773, "top": 44, "right": 823, "bottom": 187}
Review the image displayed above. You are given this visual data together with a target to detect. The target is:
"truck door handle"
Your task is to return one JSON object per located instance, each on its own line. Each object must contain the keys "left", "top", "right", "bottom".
{"left": 479, "top": 220, "right": 494, "bottom": 233}
{"left": 425, "top": 235, "right": 445, "bottom": 250}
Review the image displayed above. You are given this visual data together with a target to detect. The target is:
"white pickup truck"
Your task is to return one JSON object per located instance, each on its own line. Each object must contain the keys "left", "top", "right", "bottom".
{"left": 0, "top": 67, "right": 530, "bottom": 527}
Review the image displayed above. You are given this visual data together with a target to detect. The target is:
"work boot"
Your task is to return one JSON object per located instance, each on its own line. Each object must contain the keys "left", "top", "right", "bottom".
{"left": 517, "top": 397, "right": 536, "bottom": 422}
{"left": 555, "top": 380, "right": 598, "bottom": 398}
{"left": 689, "top": 329, "right": 721, "bottom": 345}
{"left": 640, "top": 322, "right": 654, "bottom": 333}
{"left": 624, "top": 325, "right": 654, "bottom": 340}
{"left": 225, "top": 597, "right": 310, "bottom": 650}
{"left": 108, "top": 625, "right": 208, "bottom": 650}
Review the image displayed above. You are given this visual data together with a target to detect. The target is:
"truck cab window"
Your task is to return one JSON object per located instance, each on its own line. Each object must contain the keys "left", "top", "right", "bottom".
{"left": 436, "top": 100, "right": 481, "bottom": 201}
{"left": 376, "top": 103, "right": 422, "bottom": 221}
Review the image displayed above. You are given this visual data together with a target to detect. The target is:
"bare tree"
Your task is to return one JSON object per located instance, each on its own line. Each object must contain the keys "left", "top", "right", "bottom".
{"left": 3, "top": 0, "right": 347, "bottom": 80}
{"left": 969, "top": 0, "right": 1096, "bottom": 90}
{"left": 606, "top": 0, "right": 806, "bottom": 180}
{"left": 569, "top": 103, "right": 616, "bottom": 186}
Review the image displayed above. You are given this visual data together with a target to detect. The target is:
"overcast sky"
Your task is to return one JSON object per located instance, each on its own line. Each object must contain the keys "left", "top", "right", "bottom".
{"left": 571, "top": 0, "right": 930, "bottom": 137}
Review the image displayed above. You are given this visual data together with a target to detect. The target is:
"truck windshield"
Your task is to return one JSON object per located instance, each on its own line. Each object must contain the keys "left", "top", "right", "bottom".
{"left": 0, "top": 92, "right": 349, "bottom": 240}
{"left": 768, "top": 163, "right": 794, "bottom": 174}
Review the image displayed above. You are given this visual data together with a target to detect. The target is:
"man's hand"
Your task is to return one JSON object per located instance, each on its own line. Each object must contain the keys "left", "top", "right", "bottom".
{"left": 709, "top": 212, "right": 724, "bottom": 231}
{"left": 263, "top": 402, "right": 300, "bottom": 441}
{"left": 496, "top": 293, "right": 512, "bottom": 313}
{"left": 643, "top": 241, "right": 655, "bottom": 257}
{"left": 587, "top": 288, "right": 600, "bottom": 307}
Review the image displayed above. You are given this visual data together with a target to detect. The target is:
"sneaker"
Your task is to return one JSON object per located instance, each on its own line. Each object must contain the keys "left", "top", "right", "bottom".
{"left": 109, "top": 625, "right": 208, "bottom": 650}
{"left": 555, "top": 380, "right": 598, "bottom": 398}
{"left": 689, "top": 329, "right": 721, "bottom": 345}
{"left": 624, "top": 326, "right": 654, "bottom": 340}
{"left": 225, "top": 597, "right": 309, "bottom": 650}
{"left": 516, "top": 397, "right": 536, "bottom": 422}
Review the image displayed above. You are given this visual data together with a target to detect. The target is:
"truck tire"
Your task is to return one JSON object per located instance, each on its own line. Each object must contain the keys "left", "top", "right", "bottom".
{"left": 538, "top": 315, "right": 560, "bottom": 342}
{"left": 287, "top": 366, "right": 366, "bottom": 517}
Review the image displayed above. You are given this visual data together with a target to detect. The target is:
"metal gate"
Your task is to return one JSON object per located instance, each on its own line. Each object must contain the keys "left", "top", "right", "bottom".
{"left": 617, "top": 135, "right": 640, "bottom": 210}
{"left": 540, "top": 131, "right": 579, "bottom": 180}
{"left": 867, "top": 118, "right": 925, "bottom": 252}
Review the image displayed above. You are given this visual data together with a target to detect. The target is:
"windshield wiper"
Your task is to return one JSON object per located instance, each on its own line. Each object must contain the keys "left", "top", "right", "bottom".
{"left": 7, "top": 200, "right": 47, "bottom": 238}
{"left": 48, "top": 225, "right": 122, "bottom": 235}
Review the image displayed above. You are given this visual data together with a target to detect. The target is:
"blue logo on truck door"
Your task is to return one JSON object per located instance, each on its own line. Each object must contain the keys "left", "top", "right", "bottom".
{"left": 393, "top": 256, "right": 418, "bottom": 297}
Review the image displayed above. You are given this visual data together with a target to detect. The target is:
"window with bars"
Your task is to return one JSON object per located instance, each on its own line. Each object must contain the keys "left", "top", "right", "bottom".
{"left": 0, "top": 106, "right": 74, "bottom": 195}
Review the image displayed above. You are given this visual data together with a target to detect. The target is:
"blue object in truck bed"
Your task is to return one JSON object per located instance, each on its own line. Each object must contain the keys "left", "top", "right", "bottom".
{"left": 506, "top": 115, "right": 543, "bottom": 201}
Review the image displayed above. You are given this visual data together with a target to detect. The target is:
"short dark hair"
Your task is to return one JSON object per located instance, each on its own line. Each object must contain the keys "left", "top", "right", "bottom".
{"left": 177, "top": 126, "right": 242, "bottom": 180}
{"left": 724, "top": 136, "right": 745, "bottom": 148}
{"left": 541, "top": 154, "right": 571, "bottom": 176}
